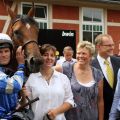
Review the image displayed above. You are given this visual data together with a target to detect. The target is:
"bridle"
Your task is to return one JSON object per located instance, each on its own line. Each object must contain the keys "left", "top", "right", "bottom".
{"left": 11, "top": 18, "right": 38, "bottom": 50}
{"left": 22, "top": 40, "right": 38, "bottom": 50}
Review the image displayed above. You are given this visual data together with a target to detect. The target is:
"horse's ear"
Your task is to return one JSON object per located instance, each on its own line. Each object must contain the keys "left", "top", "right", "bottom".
{"left": 27, "top": 2, "right": 35, "bottom": 17}
{"left": 7, "top": 5, "right": 17, "bottom": 20}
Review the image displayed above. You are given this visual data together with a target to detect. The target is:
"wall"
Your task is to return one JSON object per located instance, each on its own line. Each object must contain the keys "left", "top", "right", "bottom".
{"left": 52, "top": 5, "right": 79, "bottom": 45}
{"left": 0, "top": 1, "right": 120, "bottom": 54}
{"left": 107, "top": 9, "right": 120, "bottom": 54}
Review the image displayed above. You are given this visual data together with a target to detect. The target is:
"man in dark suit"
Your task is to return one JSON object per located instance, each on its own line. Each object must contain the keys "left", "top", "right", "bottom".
{"left": 91, "top": 34, "right": 120, "bottom": 120}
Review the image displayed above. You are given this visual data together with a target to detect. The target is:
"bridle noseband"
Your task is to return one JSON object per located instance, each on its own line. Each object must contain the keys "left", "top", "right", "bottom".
{"left": 22, "top": 40, "right": 38, "bottom": 50}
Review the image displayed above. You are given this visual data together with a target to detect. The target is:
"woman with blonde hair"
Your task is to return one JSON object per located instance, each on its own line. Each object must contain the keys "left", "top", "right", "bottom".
{"left": 65, "top": 41, "right": 104, "bottom": 120}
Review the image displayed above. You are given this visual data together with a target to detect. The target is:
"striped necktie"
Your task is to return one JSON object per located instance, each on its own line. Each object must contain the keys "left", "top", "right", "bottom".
{"left": 104, "top": 60, "right": 114, "bottom": 88}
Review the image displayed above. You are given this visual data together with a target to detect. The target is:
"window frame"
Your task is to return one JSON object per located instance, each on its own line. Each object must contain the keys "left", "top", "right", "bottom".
{"left": 81, "top": 7, "right": 104, "bottom": 43}
{"left": 21, "top": 2, "right": 48, "bottom": 29}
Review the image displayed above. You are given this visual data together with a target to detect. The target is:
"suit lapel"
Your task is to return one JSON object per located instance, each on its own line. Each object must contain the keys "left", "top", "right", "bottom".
{"left": 92, "top": 57, "right": 102, "bottom": 71}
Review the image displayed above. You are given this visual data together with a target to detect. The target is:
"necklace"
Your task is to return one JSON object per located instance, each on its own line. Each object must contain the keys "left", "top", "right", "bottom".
{"left": 40, "top": 68, "right": 54, "bottom": 83}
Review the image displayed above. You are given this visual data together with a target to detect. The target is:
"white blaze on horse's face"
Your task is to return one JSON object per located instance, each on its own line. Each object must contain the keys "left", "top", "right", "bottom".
{"left": 26, "top": 23, "right": 31, "bottom": 29}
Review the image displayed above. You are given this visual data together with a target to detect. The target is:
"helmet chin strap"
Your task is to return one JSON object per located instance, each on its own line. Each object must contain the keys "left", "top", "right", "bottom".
{"left": 0, "top": 62, "right": 11, "bottom": 68}
{"left": 0, "top": 63, "right": 15, "bottom": 77}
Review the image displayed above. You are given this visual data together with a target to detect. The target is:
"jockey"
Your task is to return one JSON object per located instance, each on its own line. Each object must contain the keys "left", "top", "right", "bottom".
{"left": 0, "top": 33, "right": 25, "bottom": 119}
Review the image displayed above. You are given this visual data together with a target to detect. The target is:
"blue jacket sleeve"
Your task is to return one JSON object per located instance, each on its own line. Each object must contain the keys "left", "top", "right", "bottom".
{"left": 0, "top": 65, "right": 25, "bottom": 94}
{"left": 109, "top": 69, "right": 120, "bottom": 120}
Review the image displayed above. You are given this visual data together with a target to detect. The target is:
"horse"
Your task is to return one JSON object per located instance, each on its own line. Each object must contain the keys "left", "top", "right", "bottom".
{"left": 6, "top": 2, "right": 43, "bottom": 73}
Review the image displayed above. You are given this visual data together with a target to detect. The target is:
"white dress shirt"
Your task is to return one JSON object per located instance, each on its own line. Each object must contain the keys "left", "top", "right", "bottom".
{"left": 97, "top": 54, "right": 114, "bottom": 83}
{"left": 25, "top": 70, "right": 74, "bottom": 120}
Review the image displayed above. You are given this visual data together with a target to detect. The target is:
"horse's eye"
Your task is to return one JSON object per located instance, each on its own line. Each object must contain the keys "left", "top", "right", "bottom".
{"left": 14, "top": 30, "right": 22, "bottom": 35}
{"left": 13, "top": 30, "right": 23, "bottom": 39}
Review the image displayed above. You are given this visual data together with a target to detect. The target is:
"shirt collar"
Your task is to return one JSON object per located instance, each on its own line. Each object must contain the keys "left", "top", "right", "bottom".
{"left": 63, "top": 57, "right": 74, "bottom": 62}
{"left": 97, "top": 54, "right": 111, "bottom": 64}
{"left": 37, "top": 69, "right": 58, "bottom": 78}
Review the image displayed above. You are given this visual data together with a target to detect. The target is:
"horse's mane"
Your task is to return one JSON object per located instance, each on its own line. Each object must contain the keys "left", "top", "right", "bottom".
{"left": 11, "top": 15, "right": 39, "bottom": 29}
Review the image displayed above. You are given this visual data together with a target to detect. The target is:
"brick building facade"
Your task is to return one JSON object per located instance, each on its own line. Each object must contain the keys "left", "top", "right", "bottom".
{"left": 0, "top": 0, "right": 120, "bottom": 55}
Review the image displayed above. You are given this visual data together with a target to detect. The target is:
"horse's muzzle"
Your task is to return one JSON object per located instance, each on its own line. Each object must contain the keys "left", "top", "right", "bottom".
{"left": 25, "top": 56, "right": 44, "bottom": 73}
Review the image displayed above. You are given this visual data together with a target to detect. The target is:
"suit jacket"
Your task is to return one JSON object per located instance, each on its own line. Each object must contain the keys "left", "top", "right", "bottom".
{"left": 91, "top": 56, "right": 120, "bottom": 120}
{"left": 109, "top": 69, "right": 120, "bottom": 120}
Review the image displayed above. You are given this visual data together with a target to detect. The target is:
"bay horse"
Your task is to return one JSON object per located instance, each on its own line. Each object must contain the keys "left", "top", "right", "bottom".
{"left": 7, "top": 3, "right": 43, "bottom": 73}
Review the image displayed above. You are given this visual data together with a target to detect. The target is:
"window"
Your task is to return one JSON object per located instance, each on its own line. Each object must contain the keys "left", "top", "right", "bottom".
{"left": 82, "top": 8, "right": 104, "bottom": 43}
{"left": 21, "top": 3, "right": 48, "bottom": 29}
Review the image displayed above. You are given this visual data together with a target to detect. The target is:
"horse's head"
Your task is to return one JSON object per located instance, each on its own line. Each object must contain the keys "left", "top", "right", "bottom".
{"left": 7, "top": 3, "right": 43, "bottom": 73}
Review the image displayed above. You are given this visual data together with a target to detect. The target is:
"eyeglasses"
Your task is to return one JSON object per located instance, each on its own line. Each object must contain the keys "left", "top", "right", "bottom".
{"left": 101, "top": 44, "right": 115, "bottom": 47}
